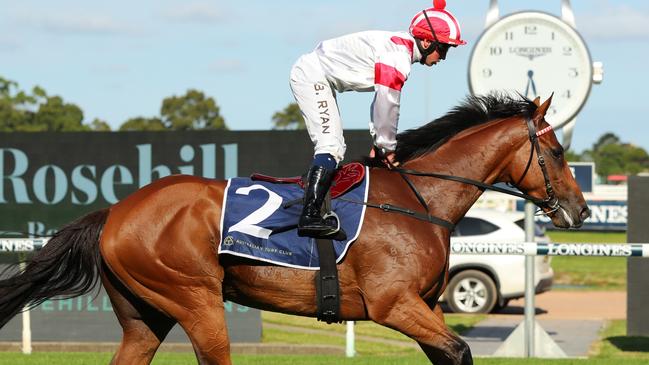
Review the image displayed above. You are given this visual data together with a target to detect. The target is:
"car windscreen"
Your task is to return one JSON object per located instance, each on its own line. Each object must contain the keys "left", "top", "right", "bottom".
{"left": 455, "top": 217, "right": 499, "bottom": 236}
{"left": 514, "top": 219, "right": 546, "bottom": 237}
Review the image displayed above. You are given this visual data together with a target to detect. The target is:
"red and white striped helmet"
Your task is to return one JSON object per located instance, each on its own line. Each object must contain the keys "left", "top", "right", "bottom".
{"left": 409, "top": 0, "right": 466, "bottom": 46}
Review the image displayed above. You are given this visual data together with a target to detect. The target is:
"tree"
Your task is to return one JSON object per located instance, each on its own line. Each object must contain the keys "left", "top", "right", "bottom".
{"left": 0, "top": 76, "right": 93, "bottom": 132}
{"left": 564, "top": 149, "right": 581, "bottom": 162}
{"left": 89, "top": 118, "right": 112, "bottom": 131}
{"left": 0, "top": 77, "right": 16, "bottom": 96}
{"left": 119, "top": 117, "right": 166, "bottom": 131}
{"left": 592, "top": 133, "right": 620, "bottom": 152}
{"left": 272, "top": 102, "right": 305, "bottom": 130}
{"left": 118, "top": 89, "right": 228, "bottom": 131}
{"left": 30, "top": 95, "right": 86, "bottom": 131}
{"left": 580, "top": 132, "right": 649, "bottom": 178}
{"left": 0, "top": 77, "right": 33, "bottom": 132}
{"left": 595, "top": 143, "right": 649, "bottom": 177}
{"left": 160, "top": 89, "right": 227, "bottom": 130}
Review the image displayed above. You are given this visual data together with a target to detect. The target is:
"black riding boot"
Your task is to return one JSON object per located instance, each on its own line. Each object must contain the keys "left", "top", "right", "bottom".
{"left": 298, "top": 166, "right": 339, "bottom": 238}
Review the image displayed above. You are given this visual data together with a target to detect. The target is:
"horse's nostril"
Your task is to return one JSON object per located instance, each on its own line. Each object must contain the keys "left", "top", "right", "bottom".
{"left": 580, "top": 207, "right": 591, "bottom": 221}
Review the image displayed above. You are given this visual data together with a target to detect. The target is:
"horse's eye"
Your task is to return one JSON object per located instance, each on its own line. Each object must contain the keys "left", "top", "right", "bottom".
{"left": 551, "top": 147, "right": 564, "bottom": 159}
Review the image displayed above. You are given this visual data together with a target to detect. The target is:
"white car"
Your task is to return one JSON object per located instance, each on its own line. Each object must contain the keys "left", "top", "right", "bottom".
{"left": 440, "top": 208, "right": 554, "bottom": 314}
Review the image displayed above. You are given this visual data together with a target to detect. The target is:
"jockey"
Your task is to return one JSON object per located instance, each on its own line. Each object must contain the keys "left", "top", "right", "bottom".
{"left": 290, "top": 0, "right": 466, "bottom": 238}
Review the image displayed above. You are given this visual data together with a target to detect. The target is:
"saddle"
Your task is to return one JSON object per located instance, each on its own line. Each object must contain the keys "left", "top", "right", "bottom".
{"left": 250, "top": 162, "right": 365, "bottom": 198}
{"left": 250, "top": 162, "right": 365, "bottom": 324}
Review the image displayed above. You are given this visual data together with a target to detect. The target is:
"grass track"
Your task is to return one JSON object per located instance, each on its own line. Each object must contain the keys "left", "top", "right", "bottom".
{"left": 2, "top": 353, "right": 649, "bottom": 365}
{"left": 2, "top": 320, "right": 647, "bottom": 364}
{"left": 262, "top": 312, "right": 485, "bottom": 339}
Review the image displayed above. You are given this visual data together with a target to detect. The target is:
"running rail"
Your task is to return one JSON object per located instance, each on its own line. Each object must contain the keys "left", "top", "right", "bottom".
{"left": 0, "top": 238, "right": 51, "bottom": 354}
{"left": 0, "top": 238, "right": 50, "bottom": 253}
{"left": 5, "top": 238, "right": 649, "bottom": 257}
{"left": 451, "top": 241, "right": 649, "bottom": 257}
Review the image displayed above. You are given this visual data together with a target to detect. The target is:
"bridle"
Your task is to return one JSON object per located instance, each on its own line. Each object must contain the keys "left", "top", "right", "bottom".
{"left": 356, "top": 117, "right": 562, "bottom": 230}
{"left": 512, "top": 118, "right": 560, "bottom": 214}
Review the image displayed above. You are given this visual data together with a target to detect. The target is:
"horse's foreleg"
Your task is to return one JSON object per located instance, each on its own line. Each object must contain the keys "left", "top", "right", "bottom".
{"left": 372, "top": 295, "right": 472, "bottom": 365}
{"left": 103, "top": 268, "right": 176, "bottom": 365}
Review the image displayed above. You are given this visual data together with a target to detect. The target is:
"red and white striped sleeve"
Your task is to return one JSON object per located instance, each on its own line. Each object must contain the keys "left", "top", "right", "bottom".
{"left": 370, "top": 52, "right": 412, "bottom": 152}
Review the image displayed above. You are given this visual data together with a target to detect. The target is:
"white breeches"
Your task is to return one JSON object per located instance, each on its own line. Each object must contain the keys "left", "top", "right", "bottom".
{"left": 290, "top": 52, "right": 346, "bottom": 163}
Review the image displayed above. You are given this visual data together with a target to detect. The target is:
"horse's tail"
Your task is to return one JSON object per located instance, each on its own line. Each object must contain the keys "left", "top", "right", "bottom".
{"left": 0, "top": 209, "right": 109, "bottom": 329}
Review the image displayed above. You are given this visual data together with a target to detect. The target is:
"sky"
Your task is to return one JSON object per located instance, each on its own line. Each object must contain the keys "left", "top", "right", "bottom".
{"left": 1, "top": 0, "right": 648, "bottom": 153}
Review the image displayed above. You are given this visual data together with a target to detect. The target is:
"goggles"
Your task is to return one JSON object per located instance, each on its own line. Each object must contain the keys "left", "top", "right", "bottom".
{"left": 435, "top": 42, "right": 451, "bottom": 60}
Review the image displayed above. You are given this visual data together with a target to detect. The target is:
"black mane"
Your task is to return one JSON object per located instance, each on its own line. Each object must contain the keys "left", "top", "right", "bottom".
{"left": 394, "top": 93, "right": 537, "bottom": 163}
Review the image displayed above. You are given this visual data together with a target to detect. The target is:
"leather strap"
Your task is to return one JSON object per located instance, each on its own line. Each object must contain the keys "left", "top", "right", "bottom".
{"left": 315, "top": 237, "right": 341, "bottom": 324}
{"left": 399, "top": 171, "right": 430, "bottom": 213}
{"left": 314, "top": 193, "right": 341, "bottom": 324}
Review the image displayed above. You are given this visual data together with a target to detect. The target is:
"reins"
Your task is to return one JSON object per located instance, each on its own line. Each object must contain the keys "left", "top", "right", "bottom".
{"left": 351, "top": 117, "right": 560, "bottom": 230}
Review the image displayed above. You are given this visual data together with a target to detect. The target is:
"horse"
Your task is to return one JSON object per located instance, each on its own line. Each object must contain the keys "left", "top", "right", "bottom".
{"left": 0, "top": 94, "right": 590, "bottom": 365}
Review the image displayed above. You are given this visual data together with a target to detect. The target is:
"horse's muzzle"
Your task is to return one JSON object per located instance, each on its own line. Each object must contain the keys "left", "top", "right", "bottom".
{"left": 579, "top": 206, "right": 591, "bottom": 222}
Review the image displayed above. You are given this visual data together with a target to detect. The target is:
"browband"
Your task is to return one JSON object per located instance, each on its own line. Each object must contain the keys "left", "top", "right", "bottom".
{"left": 536, "top": 125, "right": 553, "bottom": 137}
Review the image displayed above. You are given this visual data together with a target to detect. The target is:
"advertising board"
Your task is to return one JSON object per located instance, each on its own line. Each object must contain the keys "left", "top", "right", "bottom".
{"left": 0, "top": 130, "right": 372, "bottom": 342}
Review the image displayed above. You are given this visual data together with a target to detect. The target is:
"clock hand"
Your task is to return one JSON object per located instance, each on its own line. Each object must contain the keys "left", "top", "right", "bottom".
{"left": 524, "top": 70, "right": 538, "bottom": 98}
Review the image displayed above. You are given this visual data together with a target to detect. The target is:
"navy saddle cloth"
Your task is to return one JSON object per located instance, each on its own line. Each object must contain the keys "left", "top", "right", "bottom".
{"left": 218, "top": 167, "right": 369, "bottom": 269}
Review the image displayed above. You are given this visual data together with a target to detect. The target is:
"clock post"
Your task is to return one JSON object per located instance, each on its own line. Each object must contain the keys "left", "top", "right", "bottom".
{"left": 469, "top": 0, "right": 603, "bottom": 358}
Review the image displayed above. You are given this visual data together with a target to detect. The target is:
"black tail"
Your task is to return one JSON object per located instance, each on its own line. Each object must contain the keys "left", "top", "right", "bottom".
{"left": 0, "top": 209, "right": 109, "bottom": 329}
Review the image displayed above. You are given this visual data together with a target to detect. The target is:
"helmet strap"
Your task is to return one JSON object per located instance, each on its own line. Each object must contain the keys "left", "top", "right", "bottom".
{"left": 422, "top": 9, "right": 440, "bottom": 44}
{"left": 417, "top": 9, "right": 441, "bottom": 64}
{"left": 415, "top": 38, "right": 437, "bottom": 64}
{"left": 417, "top": 9, "right": 452, "bottom": 63}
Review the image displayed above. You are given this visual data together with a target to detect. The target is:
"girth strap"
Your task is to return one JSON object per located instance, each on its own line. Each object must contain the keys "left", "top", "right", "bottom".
{"left": 315, "top": 237, "right": 341, "bottom": 324}
{"left": 315, "top": 193, "right": 341, "bottom": 323}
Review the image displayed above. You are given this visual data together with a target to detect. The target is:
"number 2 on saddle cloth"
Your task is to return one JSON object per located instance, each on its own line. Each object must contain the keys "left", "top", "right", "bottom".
{"left": 218, "top": 163, "right": 368, "bottom": 269}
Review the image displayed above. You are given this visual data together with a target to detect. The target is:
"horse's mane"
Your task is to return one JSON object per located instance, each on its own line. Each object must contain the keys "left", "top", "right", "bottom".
{"left": 392, "top": 93, "right": 537, "bottom": 163}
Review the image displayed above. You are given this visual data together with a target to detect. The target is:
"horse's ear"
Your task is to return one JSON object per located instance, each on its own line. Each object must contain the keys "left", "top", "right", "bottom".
{"left": 534, "top": 93, "right": 554, "bottom": 120}
{"left": 532, "top": 96, "right": 541, "bottom": 106}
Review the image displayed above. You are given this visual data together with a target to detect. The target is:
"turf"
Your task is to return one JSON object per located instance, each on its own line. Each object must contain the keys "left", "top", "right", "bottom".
{"left": 2, "top": 353, "right": 649, "bottom": 365}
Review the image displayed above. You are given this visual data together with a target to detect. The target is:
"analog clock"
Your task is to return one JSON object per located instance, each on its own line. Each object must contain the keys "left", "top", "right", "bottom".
{"left": 468, "top": 11, "right": 594, "bottom": 129}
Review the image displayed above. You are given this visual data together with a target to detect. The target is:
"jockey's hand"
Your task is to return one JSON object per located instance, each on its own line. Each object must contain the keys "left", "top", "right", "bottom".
{"left": 384, "top": 151, "right": 399, "bottom": 168}
{"left": 369, "top": 147, "right": 400, "bottom": 169}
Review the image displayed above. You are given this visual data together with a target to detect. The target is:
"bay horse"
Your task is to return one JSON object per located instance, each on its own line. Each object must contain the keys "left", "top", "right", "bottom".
{"left": 0, "top": 94, "right": 590, "bottom": 365}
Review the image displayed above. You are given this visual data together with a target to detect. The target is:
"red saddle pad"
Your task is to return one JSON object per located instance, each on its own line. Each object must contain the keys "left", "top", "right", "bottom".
{"left": 250, "top": 162, "right": 365, "bottom": 199}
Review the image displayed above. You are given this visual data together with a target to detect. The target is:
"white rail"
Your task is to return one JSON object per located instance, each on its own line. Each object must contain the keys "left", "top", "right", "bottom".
{"left": 451, "top": 241, "right": 649, "bottom": 257}
{"left": 0, "top": 238, "right": 50, "bottom": 253}
{"left": 0, "top": 239, "right": 50, "bottom": 354}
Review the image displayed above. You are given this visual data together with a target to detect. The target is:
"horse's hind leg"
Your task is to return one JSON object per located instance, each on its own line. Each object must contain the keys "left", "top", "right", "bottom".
{"left": 104, "top": 263, "right": 232, "bottom": 365}
{"left": 372, "top": 295, "right": 472, "bottom": 365}
{"left": 102, "top": 266, "right": 176, "bottom": 365}
{"left": 172, "top": 288, "right": 232, "bottom": 365}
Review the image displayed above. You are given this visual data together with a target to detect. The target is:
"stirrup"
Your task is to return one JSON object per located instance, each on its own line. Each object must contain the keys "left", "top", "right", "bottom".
{"left": 321, "top": 212, "right": 347, "bottom": 240}
{"left": 297, "top": 211, "right": 340, "bottom": 239}
{"left": 321, "top": 211, "right": 341, "bottom": 235}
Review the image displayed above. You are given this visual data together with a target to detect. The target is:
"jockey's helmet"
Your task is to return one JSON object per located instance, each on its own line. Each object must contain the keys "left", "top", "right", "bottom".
{"left": 409, "top": 0, "right": 466, "bottom": 47}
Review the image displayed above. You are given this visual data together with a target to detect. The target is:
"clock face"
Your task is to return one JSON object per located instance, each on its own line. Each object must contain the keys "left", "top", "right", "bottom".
{"left": 468, "top": 12, "right": 593, "bottom": 128}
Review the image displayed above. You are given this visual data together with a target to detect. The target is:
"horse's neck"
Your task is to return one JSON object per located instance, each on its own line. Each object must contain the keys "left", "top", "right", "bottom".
{"left": 403, "top": 118, "right": 526, "bottom": 223}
